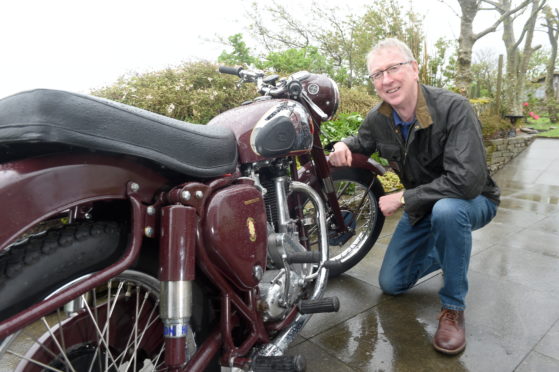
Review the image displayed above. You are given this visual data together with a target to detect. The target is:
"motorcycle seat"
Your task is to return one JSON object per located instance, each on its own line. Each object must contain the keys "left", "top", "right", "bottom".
{"left": 0, "top": 89, "right": 238, "bottom": 178}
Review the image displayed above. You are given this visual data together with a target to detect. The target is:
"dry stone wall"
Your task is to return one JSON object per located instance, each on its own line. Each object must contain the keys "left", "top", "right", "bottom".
{"left": 485, "top": 135, "right": 535, "bottom": 174}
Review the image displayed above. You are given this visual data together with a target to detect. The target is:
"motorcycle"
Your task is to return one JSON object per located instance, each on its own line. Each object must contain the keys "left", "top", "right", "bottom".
{"left": 0, "top": 66, "right": 385, "bottom": 371}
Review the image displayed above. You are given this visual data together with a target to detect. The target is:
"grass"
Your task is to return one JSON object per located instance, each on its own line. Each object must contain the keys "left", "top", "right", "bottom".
{"left": 525, "top": 117, "right": 559, "bottom": 138}
{"left": 537, "top": 128, "right": 559, "bottom": 137}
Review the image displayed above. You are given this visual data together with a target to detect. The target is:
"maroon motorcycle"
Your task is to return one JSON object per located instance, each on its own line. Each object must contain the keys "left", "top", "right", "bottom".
{"left": 0, "top": 66, "right": 385, "bottom": 371}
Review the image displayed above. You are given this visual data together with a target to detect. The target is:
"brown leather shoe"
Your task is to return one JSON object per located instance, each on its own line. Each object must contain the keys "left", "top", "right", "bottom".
{"left": 433, "top": 308, "right": 466, "bottom": 355}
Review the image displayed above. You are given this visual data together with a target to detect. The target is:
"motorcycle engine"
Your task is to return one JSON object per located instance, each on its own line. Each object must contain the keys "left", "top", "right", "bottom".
{"left": 257, "top": 226, "right": 308, "bottom": 321}
{"left": 258, "top": 269, "right": 304, "bottom": 321}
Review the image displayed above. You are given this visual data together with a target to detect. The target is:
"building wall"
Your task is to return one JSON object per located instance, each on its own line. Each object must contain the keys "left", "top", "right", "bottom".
{"left": 533, "top": 75, "right": 559, "bottom": 100}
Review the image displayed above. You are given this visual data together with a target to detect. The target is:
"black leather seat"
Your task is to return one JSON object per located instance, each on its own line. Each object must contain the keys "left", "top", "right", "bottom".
{"left": 0, "top": 89, "right": 238, "bottom": 178}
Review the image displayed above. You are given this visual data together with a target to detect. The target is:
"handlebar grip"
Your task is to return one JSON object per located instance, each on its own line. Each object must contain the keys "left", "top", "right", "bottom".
{"left": 218, "top": 66, "right": 243, "bottom": 76}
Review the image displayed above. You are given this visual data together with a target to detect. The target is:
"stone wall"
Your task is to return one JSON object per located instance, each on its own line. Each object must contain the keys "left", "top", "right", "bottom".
{"left": 485, "top": 134, "right": 535, "bottom": 174}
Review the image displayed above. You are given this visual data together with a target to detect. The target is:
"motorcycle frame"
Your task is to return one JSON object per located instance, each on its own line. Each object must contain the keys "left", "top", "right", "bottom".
{"left": 0, "top": 85, "right": 377, "bottom": 370}
{"left": 0, "top": 153, "right": 169, "bottom": 338}
{"left": 0, "top": 153, "right": 281, "bottom": 371}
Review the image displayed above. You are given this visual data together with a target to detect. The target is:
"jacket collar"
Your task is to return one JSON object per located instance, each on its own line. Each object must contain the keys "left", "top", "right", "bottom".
{"left": 378, "top": 83, "right": 433, "bottom": 129}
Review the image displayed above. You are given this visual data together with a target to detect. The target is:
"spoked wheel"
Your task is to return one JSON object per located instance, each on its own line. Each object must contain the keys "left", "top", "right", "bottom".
{"left": 0, "top": 270, "right": 176, "bottom": 372}
{"left": 295, "top": 167, "right": 385, "bottom": 277}
{"left": 0, "top": 220, "right": 215, "bottom": 372}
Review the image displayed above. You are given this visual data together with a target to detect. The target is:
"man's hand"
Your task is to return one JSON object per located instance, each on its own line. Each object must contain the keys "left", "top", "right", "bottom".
{"left": 329, "top": 142, "right": 352, "bottom": 167}
{"left": 379, "top": 191, "right": 405, "bottom": 217}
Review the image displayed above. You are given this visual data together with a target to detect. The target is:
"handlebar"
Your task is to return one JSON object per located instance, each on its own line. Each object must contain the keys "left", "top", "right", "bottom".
{"left": 217, "top": 66, "right": 326, "bottom": 120}
{"left": 219, "top": 65, "right": 264, "bottom": 83}
{"left": 218, "top": 66, "right": 243, "bottom": 77}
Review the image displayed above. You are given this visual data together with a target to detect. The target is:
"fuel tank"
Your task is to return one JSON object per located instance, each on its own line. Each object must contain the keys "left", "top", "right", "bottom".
{"left": 203, "top": 183, "right": 267, "bottom": 290}
{"left": 207, "top": 99, "right": 313, "bottom": 164}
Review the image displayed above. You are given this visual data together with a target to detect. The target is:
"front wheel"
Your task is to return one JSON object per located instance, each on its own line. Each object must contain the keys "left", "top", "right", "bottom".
{"left": 298, "top": 167, "right": 385, "bottom": 277}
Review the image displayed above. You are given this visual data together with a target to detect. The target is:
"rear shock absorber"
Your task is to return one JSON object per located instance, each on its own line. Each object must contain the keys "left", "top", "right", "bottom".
{"left": 159, "top": 205, "right": 197, "bottom": 370}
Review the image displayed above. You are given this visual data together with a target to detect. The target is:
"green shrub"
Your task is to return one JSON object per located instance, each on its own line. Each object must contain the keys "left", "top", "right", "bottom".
{"left": 338, "top": 86, "right": 379, "bottom": 118}
{"left": 91, "top": 61, "right": 255, "bottom": 124}
{"left": 91, "top": 61, "right": 381, "bottom": 127}
{"left": 320, "top": 113, "right": 363, "bottom": 144}
{"left": 478, "top": 113, "right": 513, "bottom": 140}
{"left": 378, "top": 171, "right": 404, "bottom": 192}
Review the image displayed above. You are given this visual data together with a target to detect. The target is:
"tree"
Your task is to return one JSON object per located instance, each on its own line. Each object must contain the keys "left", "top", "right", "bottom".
{"left": 525, "top": 48, "right": 551, "bottom": 82}
{"left": 248, "top": 1, "right": 313, "bottom": 51}
{"left": 470, "top": 48, "right": 499, "bottom": 97}
{"left": 258, "top": 46, "right": 334, "bottom": 75}
{"left": 542, "top": 6, "right": 559, "bottom": 122}
{"left": 498, "top": 0, "right": 547, "bottom": 115}
{"left": 247, "top": 0, "right": 425, "bottom": 88}
{"left": 421, "top": 38, "right": 457, "bottom": 89}
{"left": 353, "top": 2, "right": 426, "bottom": 85}
{"left": 218, "top": 33, "right": 257, "bottom": 66}
{"left": 454, "top": 0, "right": 532, "bottom": 95}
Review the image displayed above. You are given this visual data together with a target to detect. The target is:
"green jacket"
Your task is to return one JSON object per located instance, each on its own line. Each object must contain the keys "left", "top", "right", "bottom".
{"left": 343, "top": 84, "right": 500, "bottom": 224}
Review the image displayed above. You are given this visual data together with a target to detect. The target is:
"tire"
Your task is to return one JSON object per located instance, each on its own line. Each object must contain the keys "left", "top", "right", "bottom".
{"left": 298, "top": 167, "right": 385, "bottom": 277}
{"left": 0, "top": 221, "right": 216, "bottom": 372}
{"left": 0, "top": 221, "right": 126, "bottom": 321}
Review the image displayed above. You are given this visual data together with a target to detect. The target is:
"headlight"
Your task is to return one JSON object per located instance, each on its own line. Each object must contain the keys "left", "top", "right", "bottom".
{"left": 299, "top": 73, "right": 340, "bottom": 120}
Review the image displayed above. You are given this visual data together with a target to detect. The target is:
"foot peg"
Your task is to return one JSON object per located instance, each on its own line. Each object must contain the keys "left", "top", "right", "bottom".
{"left": 252, "top": 355, "right": 306, "bottom": 372}
{"left": 323, "top": 259, "right": 342, "bottom": 271}
{"left": 298, "top": 296, "right": 340, "bottom": 314}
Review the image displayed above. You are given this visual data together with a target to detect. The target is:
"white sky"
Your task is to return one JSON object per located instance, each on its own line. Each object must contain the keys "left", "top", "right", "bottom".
{"left": 0, "top": 0, "right": 556, "bottom": 99}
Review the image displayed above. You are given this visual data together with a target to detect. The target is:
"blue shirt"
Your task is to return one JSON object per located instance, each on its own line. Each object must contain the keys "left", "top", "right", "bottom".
{"left": 392, "top": 110, "right": 416, "bottom": 142}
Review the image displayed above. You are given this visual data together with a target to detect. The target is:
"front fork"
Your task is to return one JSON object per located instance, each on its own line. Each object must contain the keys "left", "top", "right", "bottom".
{"left": 159, "top": 205, "right": 197, "bottom": 370}
{"left": 295, "top": 135, "right": 347, "bottom": 235}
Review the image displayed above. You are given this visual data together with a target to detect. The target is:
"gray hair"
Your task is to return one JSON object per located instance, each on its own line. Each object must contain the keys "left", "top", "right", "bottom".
{"left": 366, "top": 38, "right": 416, "bottom": 72}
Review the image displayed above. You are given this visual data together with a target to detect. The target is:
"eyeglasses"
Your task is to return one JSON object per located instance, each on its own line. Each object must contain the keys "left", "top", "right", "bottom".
{"left": 369, "top": 61, "right": 413, "bottom": 81}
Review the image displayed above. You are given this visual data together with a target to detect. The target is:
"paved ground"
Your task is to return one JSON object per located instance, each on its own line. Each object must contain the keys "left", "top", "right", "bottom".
{"left": 288, "top": 137, "right": 559, "bottom": 372}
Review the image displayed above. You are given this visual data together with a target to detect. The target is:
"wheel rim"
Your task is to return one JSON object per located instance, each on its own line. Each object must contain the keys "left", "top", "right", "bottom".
{"left": 301, "top": 178, "right": 378, "bottom": 263}
{"left": 0, "top": 270, "right": 184, "bottom": 372}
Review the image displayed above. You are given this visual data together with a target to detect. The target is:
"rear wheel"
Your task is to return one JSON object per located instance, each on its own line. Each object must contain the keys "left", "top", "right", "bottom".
{"left": 297, "top": 167, "right": 385, "bottom": 277}
{"left": 0, "top": 221, "right": 215, "bottom": 372}
{"left": 1, "top": 270, "right": 167, "bottom": 372}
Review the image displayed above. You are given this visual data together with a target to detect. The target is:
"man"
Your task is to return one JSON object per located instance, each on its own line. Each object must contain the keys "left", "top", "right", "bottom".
{"left": 329, "top": 38, "right": 500, "bottom": 355}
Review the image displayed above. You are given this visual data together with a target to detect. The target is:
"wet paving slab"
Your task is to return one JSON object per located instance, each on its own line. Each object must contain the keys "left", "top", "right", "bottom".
{"left": 300, "top": 275, "right": 385, "bottom": 339}
{"left": 288, "top": 138, "right": 559, "bottom": 371}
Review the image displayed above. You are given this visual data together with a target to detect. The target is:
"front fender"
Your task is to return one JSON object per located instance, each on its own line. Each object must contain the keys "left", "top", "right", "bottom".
{"left": 0, "top": 154, "right": 170, "bottom": 251}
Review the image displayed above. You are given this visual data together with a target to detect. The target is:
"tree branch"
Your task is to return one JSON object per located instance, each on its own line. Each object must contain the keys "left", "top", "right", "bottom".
{"left": 512, "top": 0, "right": 546, "bottom": 51}
{"left": 481, "top": 0, "right": 499, "bottom": 8}
{"left": 474, "top": 0, "right": 533, "bottom": 41}
{"left": 439, "top": 0, "right": 461, "bottom": 18}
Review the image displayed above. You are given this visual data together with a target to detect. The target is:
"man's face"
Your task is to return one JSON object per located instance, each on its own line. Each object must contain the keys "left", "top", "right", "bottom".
{"left": 368, "top": 47, "right": 419, "bottom": 110}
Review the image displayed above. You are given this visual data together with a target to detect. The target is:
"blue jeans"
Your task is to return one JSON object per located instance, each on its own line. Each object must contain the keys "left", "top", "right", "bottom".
{"left": 378, "top": 196, "right": 498, "bottom": 311}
